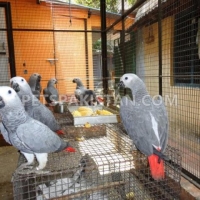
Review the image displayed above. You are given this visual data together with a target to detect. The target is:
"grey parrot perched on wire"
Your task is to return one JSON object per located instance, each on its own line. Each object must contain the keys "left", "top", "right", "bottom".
{"left": 0, "top": 86, "right": 75, "bottom": 172}
{"left": 118, "top": 73, "right": 168, "bottom": 181}
{"left": 43, "top": 78, "right": 59, "bottom": 105}
{"left": 10, "top": 76, "right": 64, "bottom": 135}
{"left": 28, "top": 73, "right": 42, "bottom": 100}
{"left": 72, "top": 78, "right": 99, "bottom": 106}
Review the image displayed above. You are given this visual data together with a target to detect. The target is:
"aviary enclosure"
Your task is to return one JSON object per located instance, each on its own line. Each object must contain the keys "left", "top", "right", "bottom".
{"left": 0, "top": 0, "right": 199, "bottom": 199}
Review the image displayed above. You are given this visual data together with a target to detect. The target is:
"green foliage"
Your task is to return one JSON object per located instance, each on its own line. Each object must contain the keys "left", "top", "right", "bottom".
{"left": 75, "top": 0, "right": 118, "bottom": 13}
{"left": 127, "top": 0, "right": 137, "bottom": 6}
{"left": 93, "top": 39, "right": 101, "bottom": 51}
{"left": 74, "top": 0, "right": 137, "bottom": 13}
{"left": 75, "top": 0, "right": 100, "bottom": 10}
{"left": 93, "top": 39, "right": 113, "bottom": 54}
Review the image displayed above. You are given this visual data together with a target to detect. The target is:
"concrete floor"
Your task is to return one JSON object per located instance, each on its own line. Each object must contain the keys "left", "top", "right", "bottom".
{"left": 0, "top": 145, "right": 19, "bottom": 200}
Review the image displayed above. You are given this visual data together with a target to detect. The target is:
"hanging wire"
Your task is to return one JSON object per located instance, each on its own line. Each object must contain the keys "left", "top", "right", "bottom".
{"left": 69, "top": 0, "right": 72, "bottom": 26}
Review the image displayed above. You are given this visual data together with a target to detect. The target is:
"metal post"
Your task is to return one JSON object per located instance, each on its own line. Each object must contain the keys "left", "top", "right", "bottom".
{"left": 5, "top": 2, "right": 16, "bottom": 77}
{"left": 158, "top": 0, "right": 162, "bottom": 96}
{"left": 121, "top": 0, "right": 126, "bottom": 95}
{"left": 100, "top": 0, "right": 108, "bottom": 105}
{"left": 84, "top": 19, "right": 89, "bottom": 88}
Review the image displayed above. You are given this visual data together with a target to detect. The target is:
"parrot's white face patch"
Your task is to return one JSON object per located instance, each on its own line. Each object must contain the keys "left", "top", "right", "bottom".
{"left": 50, "top": 78, "right": 57, "bottom": 84}
{"left": 120, "top": 73, "right": 138, "bottom": 88}
{"left": 10, "top": 76, "right": 27, "bottom": 88}
{"left": 10, "top": 76, "right": 31, "bottom": 97}
{"left": 0, "top": 86, "right": 21, "bottom": 108}
{"left": 33, "top": 73, "right": 39, "bottom": 77}
{"left": 30, "top": 73, "right": 41, "bottom": 81}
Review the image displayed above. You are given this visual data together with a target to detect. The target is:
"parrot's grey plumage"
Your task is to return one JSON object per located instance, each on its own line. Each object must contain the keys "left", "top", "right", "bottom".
{"left": 72, "top": 78, "right": 99, "bottom": 106}
{"left": 118, "top": 73, "right": 168, "bottom": 180}
{"left": 28, "top": 73, "right": 42, "bottom": 100}
{"left": 10, "top": 76, "right": 62, "bottom": 133}
{"left": 43, "top": 78, "right": 59, "bottom": 105}
{"left": 0, "top": 86, "right": 73, "bottom": 171}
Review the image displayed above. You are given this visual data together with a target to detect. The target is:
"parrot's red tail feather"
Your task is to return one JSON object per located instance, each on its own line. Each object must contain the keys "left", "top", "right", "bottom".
{"left": 56, "top": 130, "right": 65, "bottom": 135}
{"left": 64, "top": 147, "right": 76, "bottom": 152}
{"left": 148, "top": 154, "right": 165, "bottom": 181}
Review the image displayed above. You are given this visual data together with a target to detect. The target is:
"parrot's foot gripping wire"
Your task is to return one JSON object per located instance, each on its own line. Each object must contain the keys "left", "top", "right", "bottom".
{"left": 15, "top": 163, "right": 35, "bottom": 175}
{"left": 15, "top": 163, "right": 50, "bottom": 175}
{"left": 16, "top": 163, "right": 34, "bottom": 171}
{"left": 35, "top": 169, "right": 50, "bottom": 174}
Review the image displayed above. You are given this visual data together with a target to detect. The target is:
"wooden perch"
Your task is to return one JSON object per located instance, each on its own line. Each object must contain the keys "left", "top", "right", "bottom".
{"left": 52, "top": 181, "right": 125, "bottom": 200}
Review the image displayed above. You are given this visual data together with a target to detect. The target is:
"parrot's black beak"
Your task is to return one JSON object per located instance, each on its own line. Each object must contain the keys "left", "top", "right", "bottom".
{"left": 11, "top": 82, "right": 20, "bottom": 92}
{"left": 37, "top": 75, "right": 41, "bottom": 82}
{"left": 0, "top": 96, "right": 5, "bottom": 108}
{"left": 118, "top": 81, "right": 125, "bottom": 88}
{"left": 72, "top": 79, "right": 76, "bottom": 83}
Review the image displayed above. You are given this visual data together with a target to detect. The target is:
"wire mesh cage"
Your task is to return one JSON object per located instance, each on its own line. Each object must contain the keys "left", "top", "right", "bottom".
{"left": 12, "top": 120, "right": 182, "bottom": 200}
{"left": 0, "top": 0, "right": 199, "bottom": 199}
{"left": 109, "top": 0, "right": 200, "bottom": 185}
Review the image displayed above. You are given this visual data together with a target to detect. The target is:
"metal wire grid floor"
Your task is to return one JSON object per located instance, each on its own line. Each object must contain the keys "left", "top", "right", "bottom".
{"left": 12, "top": 117, "right": 182, "bottom": 200}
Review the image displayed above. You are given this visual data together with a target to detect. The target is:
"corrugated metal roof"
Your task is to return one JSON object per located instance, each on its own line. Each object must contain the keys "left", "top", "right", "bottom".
{"left": 135, "top": 0, "right": 167, "bottom": 22}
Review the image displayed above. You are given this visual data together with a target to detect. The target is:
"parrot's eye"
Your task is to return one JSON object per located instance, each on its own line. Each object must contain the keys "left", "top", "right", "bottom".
{"left": 8, "top": 90, "right": 12, "bottom": 94}
{"left": 125, "top": 77, "right": 128, "bottom": 80}
{"left": 21, "top": 79, "right": 24, "bottom": 81}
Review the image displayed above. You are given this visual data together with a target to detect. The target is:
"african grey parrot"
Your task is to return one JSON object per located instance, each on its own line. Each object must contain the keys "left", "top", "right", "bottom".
{"left": 10, "top": 76, "right": 64, "bottom": 135}
{"left": 72, "top": 78, "right": 99, "bottom": 106}
{"left": 43, "top": 78, "right": 59, "bottom": 105}
{"left": 28, "top": 73, "right": 42, "bottom": 100}
{"left": 118, "top": 73, "right": 168, "bottom": 180}
{"left": 0, "top": 86, "right": 75, "bottom": 172}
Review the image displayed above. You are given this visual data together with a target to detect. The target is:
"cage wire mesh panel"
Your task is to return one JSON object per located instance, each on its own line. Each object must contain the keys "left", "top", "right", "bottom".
{"left": 12, "top": 121, "right": 181, "bottom": 200}
{"left": 0, "top": 0, "right": 198, "bottom": 199}
{"left": 110, "top": 0, "right": 200, "bottom": 183}
{"left": 162, "top": 0, "right": 200, "bottom": 180}
{"left": 9, "top": 0, "right": 105, "bottom": 105}
{"left": 0, "top": 6, "right": 11, "bottom": 86}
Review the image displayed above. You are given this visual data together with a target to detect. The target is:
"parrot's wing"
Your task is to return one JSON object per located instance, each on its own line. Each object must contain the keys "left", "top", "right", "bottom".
{"left": 74, "top": 89, "right": 83, "bottom": 100}
{"left": 0, "top": 122, "right": 11, "bottom": 144}
{"left": 28, "top": 79, "right": 36, "bottom": 90}
{"left": 16, "top": 119, "right": 62, "bottom": 153}
{"left": 120, "top": 96, "right": 160, "bottom": 156}
{"left": 153, "top": 96, "right": 168, "bottom": 153}
{"left": 43, "top": 87, "right": 52, "bottom": 103}
{"left": 32, "top": 90, "right": 40, "bottom": 99}
{"left": 43, "top": 87, "right": 48, "bottom": 96}
{"left": 85, "top": 89, "right": 96, "bottom": 96}
{"left": 84, "top": 89, "right": 96, "bottom": 100}
{"left": 32, "top": 104, "right": 60, "bottom": 132}
{"left": 48, "top": 87, "right": 59, "bottom": 101}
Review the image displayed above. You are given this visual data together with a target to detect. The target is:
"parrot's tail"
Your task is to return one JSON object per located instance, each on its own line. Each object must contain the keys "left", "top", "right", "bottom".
{"left": 64, "top": 147, "right": 76, "bottom": 152}
{"left": 148, "top": 154, "right": 165, "bottom": 181}
{"left": 56, "top": 130, "right": 65, "bottom": 135}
